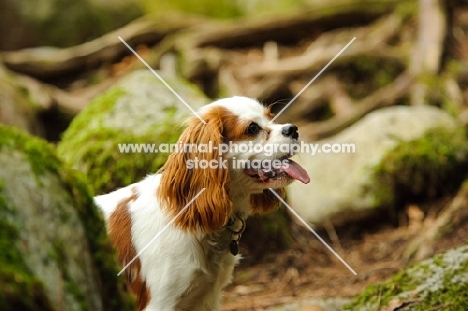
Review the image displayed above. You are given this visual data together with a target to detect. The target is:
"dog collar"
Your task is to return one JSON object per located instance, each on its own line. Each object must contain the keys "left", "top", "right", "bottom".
{"left": 226, "top": 214, "right": 246, "bottom": 255}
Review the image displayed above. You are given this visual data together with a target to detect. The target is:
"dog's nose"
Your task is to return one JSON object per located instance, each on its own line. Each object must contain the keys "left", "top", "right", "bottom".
{"left": 282, "top": 124, "right": 298, "bottom": 139}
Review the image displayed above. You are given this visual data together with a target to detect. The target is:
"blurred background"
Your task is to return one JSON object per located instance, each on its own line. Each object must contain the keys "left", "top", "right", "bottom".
{"left": 1, "top": 0, "right": 468, "bottom": 310}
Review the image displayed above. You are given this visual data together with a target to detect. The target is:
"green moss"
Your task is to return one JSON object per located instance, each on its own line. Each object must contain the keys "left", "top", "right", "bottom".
{"left": 0, "top": 125, "right": 135, "bottom": 311}
{"left": 367, "top": 127, "right": 468, "bottom": 208}
{"left": 59, "top": 122, "right": 182, "bottom": 194}
{"left": 0, "top": 183, "right": 54, "bottom": 311}
{"left": 0, "top": 125, "right": 60, "bottom": 179}
{"left": 344, "top": 268, "right": 419, "bottom": 310}
{"left": 395, "top": 0, "right": 418, "bottom": 19}
{"left": 58, "top": 163, "right": 135, "bottom": 311}
{"left": 48, "top": 239, "right": 89, "bottom": 310}
{"left": 344, "top": 245, "right": 468, "bottom": 310}
{"left": 58, "top": 86, "right": 185, "bottom": 194}
{"left": 62, "top": 88, "right": 126, "bottom": 140}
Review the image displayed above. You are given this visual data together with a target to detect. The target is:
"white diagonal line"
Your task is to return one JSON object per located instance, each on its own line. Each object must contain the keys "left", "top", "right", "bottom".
{"left": 268, "top": 188, "right": 357, "bottom": 275}
{"left": 117, "top": 188, "right": 206, "bottom": 276}
{"left": 270, "top": 37, "right": 356, "bottom": 123}
{"left": 118, "top": 36, "right": 206, "bottom": 124}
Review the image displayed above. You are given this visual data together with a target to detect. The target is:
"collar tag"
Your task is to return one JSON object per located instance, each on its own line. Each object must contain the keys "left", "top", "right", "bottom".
{"left": 230, "top": 240, "right": 239, "bottom": 255}
{"left": 226, "top": 215, "right": 246, "bottom": 256}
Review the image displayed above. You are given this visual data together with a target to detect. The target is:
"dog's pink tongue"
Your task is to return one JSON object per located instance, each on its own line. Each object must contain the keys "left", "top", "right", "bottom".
{"left": 283, "top": 160, "right": 310, "bottom": 184}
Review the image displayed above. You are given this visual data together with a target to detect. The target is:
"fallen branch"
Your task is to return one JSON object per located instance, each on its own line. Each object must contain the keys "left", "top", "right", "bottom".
{"left": 271, "top": 75, "right": 352, "bottom": 123}
{"left": 300, "top": 72, "right": 414, "bottom": 140}
{"left": 190, "top": 0, "right": 405, "bottom": 49}
{"left": 0, "top": 13, "right": 205, "bottom": 79}
{"left": 240, "top": 14, "right": 404, "bottom": 79}
{"left": 14, "top": 73, "right": 114, "bottom": 114}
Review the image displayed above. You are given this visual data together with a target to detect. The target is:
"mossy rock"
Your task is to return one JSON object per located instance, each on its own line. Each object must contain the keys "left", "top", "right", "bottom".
{"left": 0, "top": 125, "right": 134, "bottom": 311}
{"left": 367, "top": 126, "right": 468, "bottom": 208}
{"left": 57, "top": 70, "right": 209, "bottom": 194}
{"left": 0, "top": 64, "right": 44, "bottom": 136}
{"left": 289, "top": 105, "right": 468, "bottom": 226}
{"left": 344, "top": 244, "right": 468, "bottom": 310}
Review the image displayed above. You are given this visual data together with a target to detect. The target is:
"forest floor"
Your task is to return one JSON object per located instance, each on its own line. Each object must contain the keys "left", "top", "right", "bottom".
{"left": 222, "top": 197, "right": 468, "bottom": 310}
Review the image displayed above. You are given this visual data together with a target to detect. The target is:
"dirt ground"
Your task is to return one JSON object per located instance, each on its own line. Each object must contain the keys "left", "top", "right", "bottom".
{"left": 221, "top": 197, "right": 468, "bottom": 310}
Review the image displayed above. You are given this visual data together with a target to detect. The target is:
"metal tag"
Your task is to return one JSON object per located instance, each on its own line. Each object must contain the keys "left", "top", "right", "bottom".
{"left": 230, "top": 240, "right": 239, "bottom": 256}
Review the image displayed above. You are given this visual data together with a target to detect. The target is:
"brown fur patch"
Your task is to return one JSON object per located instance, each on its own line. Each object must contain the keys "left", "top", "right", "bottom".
{"left": 210, "top": 106, "right": 256, "bottom": 142}
{"left": 108, "top": 189, "right": 150, "bottom": 311}
{"left": 264, "top": 105, "right": 275, "bottom": 120}
{"left": 157, "top": 107, "right": 233, "bottom": 232}
{"left": 250, "top": 188, "right": 285, "bottom": 214}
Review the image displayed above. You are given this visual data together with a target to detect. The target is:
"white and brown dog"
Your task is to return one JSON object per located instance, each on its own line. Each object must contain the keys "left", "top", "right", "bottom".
{"left": 94, "top": 96, "right": 309, "bottom": 311}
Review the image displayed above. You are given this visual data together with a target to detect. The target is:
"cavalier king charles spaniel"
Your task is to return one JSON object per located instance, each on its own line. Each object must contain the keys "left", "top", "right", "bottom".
{"left": 94, "top": 96, "right": 309, "bottom": 311}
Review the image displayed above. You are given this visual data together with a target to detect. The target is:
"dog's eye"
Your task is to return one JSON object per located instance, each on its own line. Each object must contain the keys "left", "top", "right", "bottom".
{"left": 246, "top": 122, "right": 261, "bottom": 135}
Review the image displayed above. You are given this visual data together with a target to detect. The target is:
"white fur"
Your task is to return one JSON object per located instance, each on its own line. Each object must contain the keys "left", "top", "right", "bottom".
{"left": 97, "top": 175, "right": 237, "bottom": 310}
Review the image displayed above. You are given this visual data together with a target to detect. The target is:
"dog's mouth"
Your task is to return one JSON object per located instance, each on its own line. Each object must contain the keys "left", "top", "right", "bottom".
{"left": 243, "top": 155, "right": 310, "bottom": 184}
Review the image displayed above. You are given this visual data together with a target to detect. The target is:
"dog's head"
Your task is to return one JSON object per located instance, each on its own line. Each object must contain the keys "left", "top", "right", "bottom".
{"left": 158, "top": 97, "right": 309, "bottom": 232}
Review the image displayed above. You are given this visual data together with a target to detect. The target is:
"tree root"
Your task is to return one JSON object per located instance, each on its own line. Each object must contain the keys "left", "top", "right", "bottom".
{"left": 405, "top": 181, "right": 468, "bottom": 261}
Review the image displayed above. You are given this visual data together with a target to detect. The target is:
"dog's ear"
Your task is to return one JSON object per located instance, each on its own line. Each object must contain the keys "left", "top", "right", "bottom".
{"left": 158, "top": 107, "right": 231, "bottom": 232}
{"left": 250, "top": 188, "right": 285, "bottom": 214}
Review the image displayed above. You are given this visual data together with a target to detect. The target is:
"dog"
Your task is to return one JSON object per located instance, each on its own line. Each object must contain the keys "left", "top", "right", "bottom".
{"left": 94, "top": 96, "right": 310, "bottom": 311}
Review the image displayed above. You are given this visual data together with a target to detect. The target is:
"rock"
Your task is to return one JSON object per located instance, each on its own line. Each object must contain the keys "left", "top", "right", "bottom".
{"left": 0, "top": 0, "right": 142, "bottom": 50}
{"left": 0, "top": 125, "right": 134, "bottom": 311}
{"left": 0, "top": 64, "right": 44, "bottom": 137}
{"left": 57, "top": 70, "right": 209, "bottom": 194}
{"left": 344, "top": 244, "right": 468, "bottom": 310}
{"left": 288, "top": 105, "right": 468, "bottom": 225}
